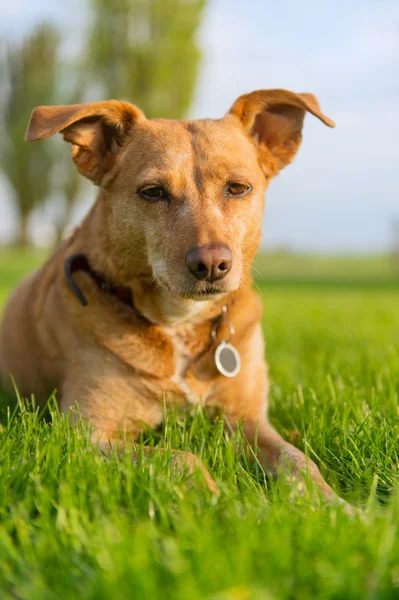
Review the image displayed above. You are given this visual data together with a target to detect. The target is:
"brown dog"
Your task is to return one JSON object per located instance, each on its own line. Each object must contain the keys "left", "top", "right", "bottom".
{"left": 0, "top": 89, "right": 350, "bottom": 507}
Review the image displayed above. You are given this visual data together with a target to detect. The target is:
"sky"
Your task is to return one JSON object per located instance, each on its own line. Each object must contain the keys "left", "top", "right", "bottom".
{"left": 0, "top": 0, "right": 398, "bottom": 253}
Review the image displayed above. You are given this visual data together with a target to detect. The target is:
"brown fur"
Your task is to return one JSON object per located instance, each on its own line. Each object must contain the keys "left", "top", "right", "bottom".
{"left": 0, "top": 89, "right": 354, "bottom": 510}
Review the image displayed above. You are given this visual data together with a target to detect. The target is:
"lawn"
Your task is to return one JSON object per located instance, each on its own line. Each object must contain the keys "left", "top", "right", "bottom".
{"left": 0, "top": 249, "right": 398, "bottom": 599}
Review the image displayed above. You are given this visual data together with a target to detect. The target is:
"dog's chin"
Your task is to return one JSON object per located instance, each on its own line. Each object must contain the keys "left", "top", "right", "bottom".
{"left": 157, "top": 277, "right": 234, "bottom": 301}
{"left": 181, "top": 288, "right": 228, "bottom": 301}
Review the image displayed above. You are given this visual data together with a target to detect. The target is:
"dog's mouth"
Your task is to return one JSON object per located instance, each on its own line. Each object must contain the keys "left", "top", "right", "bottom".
{"left": 156, "top": 276, "right": 229, "bottom": 300}
{"left": 182, "top": 287, "right": 226, "bottom": 300}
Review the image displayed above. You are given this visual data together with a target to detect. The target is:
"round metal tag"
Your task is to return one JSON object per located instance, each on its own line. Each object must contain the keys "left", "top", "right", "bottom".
{"left": 215, "top": 342, "right": 241, "bottom": 378}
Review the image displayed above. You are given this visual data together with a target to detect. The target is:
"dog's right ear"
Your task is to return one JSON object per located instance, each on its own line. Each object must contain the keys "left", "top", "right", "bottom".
{"left": 26, "top": 101, "right": 145, "bottom": 185}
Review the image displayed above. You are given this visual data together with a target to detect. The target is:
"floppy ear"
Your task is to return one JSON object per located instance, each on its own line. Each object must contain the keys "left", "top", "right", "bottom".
{"left": 229, "top": 89, "right": 335, "bottom": 174}
{"left": 25, "top": 101, "right": 145, "bottom": 184}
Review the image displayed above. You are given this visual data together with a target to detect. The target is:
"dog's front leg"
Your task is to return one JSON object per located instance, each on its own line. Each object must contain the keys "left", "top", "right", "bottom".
{"left": 61, "top": 360, "right": 218, "bottom": 494}
{"left": 239, "top": 420, "right": 336, "bottom": 497}
{"left": 236, "top": 419, "right": 357, "bottom": 514}
{"left": 140, "top": 447, "right": 219, "bottom": 494}
{"left": 97, "top": 439, "right": 218, "bottom": 494}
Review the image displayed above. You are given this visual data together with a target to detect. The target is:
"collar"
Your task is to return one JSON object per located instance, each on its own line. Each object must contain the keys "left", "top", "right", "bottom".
{"left": 64, "top": 253, "right": 135, "bottom": 310}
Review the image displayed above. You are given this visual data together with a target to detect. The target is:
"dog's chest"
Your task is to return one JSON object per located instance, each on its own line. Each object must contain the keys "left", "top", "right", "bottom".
{"left": 164, "top": 324, "right": 213, "bottom": 405}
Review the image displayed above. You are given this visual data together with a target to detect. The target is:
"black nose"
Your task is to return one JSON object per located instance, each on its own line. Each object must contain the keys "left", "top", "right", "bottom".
{"left": 185, "top": 244, "right": 232, "bottom": 282}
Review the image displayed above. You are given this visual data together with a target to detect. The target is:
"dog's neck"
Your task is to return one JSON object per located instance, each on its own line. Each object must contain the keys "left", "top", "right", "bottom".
{"left": 130, "top": 276, "right": 230, "bottom": 326}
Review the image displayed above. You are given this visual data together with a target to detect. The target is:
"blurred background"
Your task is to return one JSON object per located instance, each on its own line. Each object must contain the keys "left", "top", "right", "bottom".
{"left": 0, "top": 0, "right": 398, "bottom": 285}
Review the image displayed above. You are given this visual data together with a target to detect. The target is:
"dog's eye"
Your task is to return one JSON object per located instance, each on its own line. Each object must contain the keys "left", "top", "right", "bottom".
{"left": 226, "top": 183, "right": 252, "bottom": 196}
{"left": 139, "top": 186, "right": 168, "bottom": 201}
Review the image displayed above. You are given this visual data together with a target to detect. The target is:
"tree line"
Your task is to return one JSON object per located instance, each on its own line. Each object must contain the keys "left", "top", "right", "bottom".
{"left": 0, "top": 0, "right": 206, "bottom": 246}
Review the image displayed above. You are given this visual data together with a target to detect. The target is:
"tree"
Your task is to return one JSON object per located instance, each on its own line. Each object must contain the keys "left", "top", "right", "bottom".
{"left": 87, "top": 0, "right": 206, "bottom": 119}
{"left": 0, "top": 25, "right": 60, "bottom": 246}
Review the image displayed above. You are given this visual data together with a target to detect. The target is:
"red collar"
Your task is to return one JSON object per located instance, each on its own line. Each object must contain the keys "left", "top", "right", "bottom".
{"left": 64, "top": 253, "right": 135, "bottom": 310}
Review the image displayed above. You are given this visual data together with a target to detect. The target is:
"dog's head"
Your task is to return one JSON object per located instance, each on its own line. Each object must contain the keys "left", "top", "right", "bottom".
{"left": 26, "top": 90, "right": 334, "bottom": 300}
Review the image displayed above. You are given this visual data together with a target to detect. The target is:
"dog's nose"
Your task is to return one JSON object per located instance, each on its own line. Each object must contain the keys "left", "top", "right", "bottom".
{"left": 185, "top": 244, "right": 232, "bottom": 282}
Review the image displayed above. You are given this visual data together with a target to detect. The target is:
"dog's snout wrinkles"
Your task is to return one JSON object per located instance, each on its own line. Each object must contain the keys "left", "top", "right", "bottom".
{"left": 185, "top": 244, "right": 232, "bottom": 282}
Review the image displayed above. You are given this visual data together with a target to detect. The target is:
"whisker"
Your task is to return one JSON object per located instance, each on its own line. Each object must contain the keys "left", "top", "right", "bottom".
{"left": 242, "top": 259, "right": 264, "bottom": 281}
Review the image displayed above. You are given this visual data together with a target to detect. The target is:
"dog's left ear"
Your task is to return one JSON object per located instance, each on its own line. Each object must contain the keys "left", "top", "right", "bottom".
{"left": 229, "top": 89, "right": 335, "bottom": 174}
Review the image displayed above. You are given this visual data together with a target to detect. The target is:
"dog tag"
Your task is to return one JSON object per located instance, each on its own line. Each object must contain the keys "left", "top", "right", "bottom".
{"left": 215, "top": 341, "right": 241, "bottom": 378}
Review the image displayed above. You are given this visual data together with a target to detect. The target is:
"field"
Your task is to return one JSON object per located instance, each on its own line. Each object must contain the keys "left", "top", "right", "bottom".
{"left": 0, "top": 249, "right": 398, "bottom": 599}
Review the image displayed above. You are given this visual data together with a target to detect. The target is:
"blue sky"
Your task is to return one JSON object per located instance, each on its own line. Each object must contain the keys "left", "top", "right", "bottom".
{"left": 1, "top": 0, "right": 398, "bottom": 252}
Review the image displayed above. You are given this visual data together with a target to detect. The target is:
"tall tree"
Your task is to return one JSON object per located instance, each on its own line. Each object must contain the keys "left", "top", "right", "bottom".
{"left": 0, "top": 25, "right": 60, "bottom": 246}
{"left": 88, "top": 0, "right": 206, "bottom": 118}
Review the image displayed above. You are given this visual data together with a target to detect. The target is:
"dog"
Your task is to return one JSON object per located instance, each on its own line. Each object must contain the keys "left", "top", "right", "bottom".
{"left": 0, "top": 88, "right": 352, "bottom": 508}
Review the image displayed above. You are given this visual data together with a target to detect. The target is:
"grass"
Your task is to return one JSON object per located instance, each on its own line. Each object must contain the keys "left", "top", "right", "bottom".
{"left": 0, "top": 248, "right": 399, "bottom": 599}
{"left": 253, "top": 251, "right": 399, "bottom": 283}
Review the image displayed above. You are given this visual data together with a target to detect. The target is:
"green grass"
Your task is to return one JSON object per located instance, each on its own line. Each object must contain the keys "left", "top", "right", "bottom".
{"left": 0, "top": 249, "right": 399, "bottom": 599}
{"left": 253, "top": 251, "right": 399, "bottom": 282}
